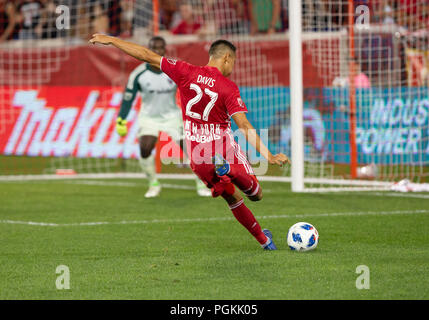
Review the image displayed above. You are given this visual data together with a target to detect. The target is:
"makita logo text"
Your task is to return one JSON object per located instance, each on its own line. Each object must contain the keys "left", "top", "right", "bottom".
{"left": 4, "top": 90, "right": 140, "bottom": 158}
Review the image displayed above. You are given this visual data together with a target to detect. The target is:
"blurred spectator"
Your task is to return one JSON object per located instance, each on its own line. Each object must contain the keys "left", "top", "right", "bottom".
{"left": 0, "top": 0, "right": 16, "bottom": 42}
{"left": 119, "top": 0, "right": 134, "bottom": 37}
{"left": 91, "top": 1, "right": 109, "bottom": 35}
{"left": 171, "top": 1, "right": 202, "bottom": 35}
{"left": 323, "top": 0, "right": 347, "bottom": 28}
{"left": 72, "top": 0, "right": 109, "bottom": 40}
{"left": 396, "top": 0, "right": 428, "bottom": 32}
{"left": 107, "top": 0, "right": 121, "bottom": 36}
{"left": 131, "top": 0, "right": 152, "bottom": 31}
{"left": 160, "top": 0, "right": 178, "bottom": 30}
{"left": 303, "top": 0, "right": 330, "bottom": 32}
{"left": 382, "top": 2, "right": 395, "bottom": 25}
{"left": 39, "top": 0, "right": 59, "bottom": 39}
{"left": 210, "top": 0, "right": 250, "bottom": 35}
{"left": 73, "top": 0, "right": 90, "bottom": 40}
{"left": 16, "top": 0, "right": 44, "bottom": 40}
{"left": 248, "top": 0, "right": 281, "bottom": 34}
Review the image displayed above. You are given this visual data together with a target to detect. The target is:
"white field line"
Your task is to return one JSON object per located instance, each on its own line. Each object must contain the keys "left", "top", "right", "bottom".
{"left": 1, "top": 176, "right": 425, "bottom": 197}
{"left": 62, "top": 180, "right": 197, "bottom": 190}
{"left": 0, "top": 173, "right": 393, "bottom": 187}
{"left": 161, "top": 183, "right": 196, "bottom": 190}
{"left": 1, "top": 209, "right": 428, "bottom": 227}
{"left": 7, "top": 178, "right": 424, "bottom": 198}
{"left": 372, "top": 192, "right": 429, "bottom": 199}
{"left": 39, "top": 180, "right": 277, "bottom": 193}
{"left": 62, "top": 180, "right": 198, "bottom": 191}
{"left": 301, "top": 187, "right": 391, "bottom": 193}
{"left": 64, "top": 180, "right": 140, "bottom": 187}
{"left": 0, "top": 173, "right": 395, "bottom": 193}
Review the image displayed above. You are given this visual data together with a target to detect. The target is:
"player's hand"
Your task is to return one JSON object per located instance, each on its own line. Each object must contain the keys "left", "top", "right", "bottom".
{"left": 89, "top": 34, "right": 113, "bottom": 46}
{"left": 269, "top": 153, "right": 291, "bottom": 166}
{"left": 116, "top": 117, "right": 127, "bottom": 137}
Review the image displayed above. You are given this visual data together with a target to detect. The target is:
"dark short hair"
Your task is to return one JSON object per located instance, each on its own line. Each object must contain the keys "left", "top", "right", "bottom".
{"left": 209, "top": 39, "right": 236, "bottom": 58}
{"left": 148, "top": 36, "right": 166, "bottom": 48}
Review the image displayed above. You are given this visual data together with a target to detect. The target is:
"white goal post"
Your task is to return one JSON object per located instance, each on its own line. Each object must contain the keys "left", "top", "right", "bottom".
{"left": 289, "top": 0, "right": 304, "bottom": 192}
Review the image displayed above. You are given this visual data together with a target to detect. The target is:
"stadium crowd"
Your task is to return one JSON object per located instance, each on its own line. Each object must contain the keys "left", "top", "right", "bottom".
{"left": 0, "top": 0, "right": 427, "bottom": 43}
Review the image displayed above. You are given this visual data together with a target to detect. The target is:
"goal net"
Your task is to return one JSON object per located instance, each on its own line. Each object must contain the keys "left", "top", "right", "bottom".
{"left": 293, "top": 0, "right": 429, "bottom": 191}
{"left": 0, "top": 0, "right": 289, "bottom": 179}
{"left": 0, "top": 0, "right": 428, "bottom": 192}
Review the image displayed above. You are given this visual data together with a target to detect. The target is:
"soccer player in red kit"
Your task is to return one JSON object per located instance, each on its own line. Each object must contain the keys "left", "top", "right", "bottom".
{"left": 89, "top": 34, "right": 290, "bottom": 250}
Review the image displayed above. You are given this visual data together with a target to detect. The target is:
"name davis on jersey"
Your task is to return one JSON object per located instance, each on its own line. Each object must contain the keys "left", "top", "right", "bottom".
{"left": 197, "top": 75, "right": 216, "bottom": 88}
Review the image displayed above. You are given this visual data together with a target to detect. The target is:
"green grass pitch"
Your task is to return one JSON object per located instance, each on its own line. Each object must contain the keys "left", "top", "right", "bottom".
{"left": 0, "top": 178, "right": 428, "bottom": 299}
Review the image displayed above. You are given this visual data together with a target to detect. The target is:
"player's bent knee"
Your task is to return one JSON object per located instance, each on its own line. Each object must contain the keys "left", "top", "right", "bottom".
{"left": 248, "top": 189, "right": 263, "bottom": 201}
{"left": 245, "top": 176, "right": 262, "bottom": 201}
{"left": 226, "top": 194, "right": 244, "bottom": 208}
{"left": 221, "top": 185, "right": 242, "bottom": 206}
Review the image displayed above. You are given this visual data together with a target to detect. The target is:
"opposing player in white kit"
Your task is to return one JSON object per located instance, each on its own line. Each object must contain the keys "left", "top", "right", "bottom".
{"left": 116, "top": 36, "right": 211, "bottom": 198}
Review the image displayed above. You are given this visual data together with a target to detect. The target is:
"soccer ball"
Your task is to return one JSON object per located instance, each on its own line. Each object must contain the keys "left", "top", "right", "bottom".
{"left": 287, "top": 222, "right": 319, "bottom": 251}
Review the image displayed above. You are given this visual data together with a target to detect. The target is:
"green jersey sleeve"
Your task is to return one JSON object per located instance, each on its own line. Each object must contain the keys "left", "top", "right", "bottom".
{"left": 118, "top": 65, "right": 146, "bottom": 120}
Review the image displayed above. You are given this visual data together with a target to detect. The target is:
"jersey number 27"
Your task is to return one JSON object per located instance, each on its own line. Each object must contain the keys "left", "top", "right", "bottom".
{"left": 185, "top": 83, "right": 218, "bottom": 121}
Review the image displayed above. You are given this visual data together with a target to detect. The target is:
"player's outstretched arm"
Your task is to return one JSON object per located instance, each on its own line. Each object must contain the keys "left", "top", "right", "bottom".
{"left": 232, "top": 112, "right": 290, "bottom": 166}
{"left": 89, "top": 34, "right": 161, "bottom": 69}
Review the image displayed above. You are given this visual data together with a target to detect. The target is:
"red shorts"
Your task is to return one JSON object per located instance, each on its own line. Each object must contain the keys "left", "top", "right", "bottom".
{"left": 188, "top": 129, "right": 258, "bottom": 197}
{"left": 191, "top": 162, "right": 260, "bottom": 198}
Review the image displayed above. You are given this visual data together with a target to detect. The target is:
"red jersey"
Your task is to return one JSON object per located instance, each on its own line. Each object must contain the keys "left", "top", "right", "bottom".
{"left": 160, "top": 57, "right": 248, "bottom": 165}
{"left": 171, "top": 20, "right": 202, "bottom": 35}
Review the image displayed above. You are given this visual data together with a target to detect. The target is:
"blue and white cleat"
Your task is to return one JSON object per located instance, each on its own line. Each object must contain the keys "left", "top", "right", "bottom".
{"left": 262, "top": 229, "right": 278, "bottom": 250}
{"left": 213, "top": 153, "right": 230, "bottom": 176}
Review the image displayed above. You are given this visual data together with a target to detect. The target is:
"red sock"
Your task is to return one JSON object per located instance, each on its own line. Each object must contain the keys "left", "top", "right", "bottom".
{"left": 228, "top": 166, "right": 259, "bottom": 197}
{"left": 229, "top": 200, "right": 268, "bottom": 245}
